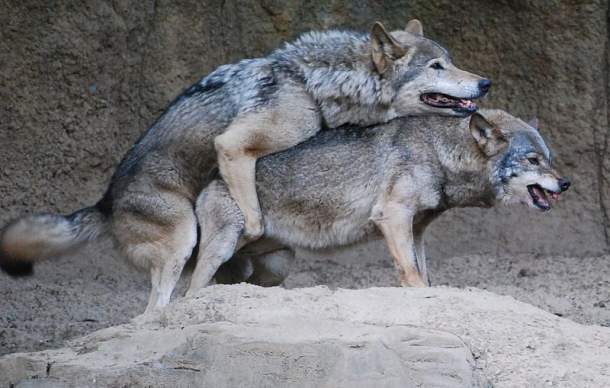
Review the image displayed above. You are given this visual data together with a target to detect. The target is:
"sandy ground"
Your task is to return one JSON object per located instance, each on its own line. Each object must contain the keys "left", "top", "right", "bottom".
{"left": 0, "top": 239, "right": 608, "bottom": 357}
{"left": 5, "top": 285, "right": 610, "bottom": 387}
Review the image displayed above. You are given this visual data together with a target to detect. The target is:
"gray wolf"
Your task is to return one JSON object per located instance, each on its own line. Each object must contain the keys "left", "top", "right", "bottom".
{"left": 215, "top": 19, "right": 490, "bottom": 244}
{"left": 0, "top": 20, "right": 490, "bottom": 313}
{"left": 188, "top": 109, "right": 571, "bottom": 292}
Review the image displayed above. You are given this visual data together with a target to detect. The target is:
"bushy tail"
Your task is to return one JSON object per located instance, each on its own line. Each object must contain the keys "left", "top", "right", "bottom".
{"left": 0, "top": 206, "right": 106, "bottom": 277}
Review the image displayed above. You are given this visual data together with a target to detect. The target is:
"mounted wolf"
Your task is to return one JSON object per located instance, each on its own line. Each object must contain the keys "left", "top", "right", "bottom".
{"left": 0, "top": 20, "right": 490, "bottom": 312}
{"left": 191, "top": 110, "right": 571, "bottom": 291}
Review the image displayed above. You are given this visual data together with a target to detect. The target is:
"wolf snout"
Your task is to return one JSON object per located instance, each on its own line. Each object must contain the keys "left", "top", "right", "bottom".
{"left": 478, "top": 79, "right": 491, "bottom": 94}
{"left": 558, "top": 178, "right": 571, "bottom": 192}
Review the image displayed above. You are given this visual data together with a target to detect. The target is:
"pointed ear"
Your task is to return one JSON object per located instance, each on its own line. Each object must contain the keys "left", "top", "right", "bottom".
{"left": 469, "top": 113, "right": 507, "bottom": 156}
{"left": 405, "top": 19, "right": 423, "bottom": 36}
{"left": 371, "top": 22, "right": 408, "bottom": 74}
{"left": 527, "top": 117, "right": 539, "bottom": 129}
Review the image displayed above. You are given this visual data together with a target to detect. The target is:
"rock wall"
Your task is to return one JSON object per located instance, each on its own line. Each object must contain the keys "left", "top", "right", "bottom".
{"left": 0, "top": 0, "right": 608, "bottom": 257}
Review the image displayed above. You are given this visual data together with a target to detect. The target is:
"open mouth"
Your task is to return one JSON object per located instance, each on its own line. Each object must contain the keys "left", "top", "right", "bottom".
{"left": 527, "top": 184, "right": 561, "bottom": 211}
{"left": 420, "top": 93, "right": 478, "bottom": 113}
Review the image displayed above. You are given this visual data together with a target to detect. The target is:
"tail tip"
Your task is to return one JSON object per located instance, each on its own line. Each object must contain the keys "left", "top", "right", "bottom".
{"left": 0, "top": 260, "right": 34, "bottom": 277}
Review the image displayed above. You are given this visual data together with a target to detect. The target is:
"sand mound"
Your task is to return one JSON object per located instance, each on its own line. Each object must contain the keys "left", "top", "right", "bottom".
{"left": 2, "top": 285, "right": 609, "bottom": 387}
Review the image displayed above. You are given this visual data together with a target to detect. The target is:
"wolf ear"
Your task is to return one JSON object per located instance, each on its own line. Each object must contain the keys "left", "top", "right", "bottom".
{"left": 527, "top": 117, "right": 539, "bottom": 129}
{"left": 469, "top": 113, "right": 507, "bottom": 156}
{"left": 405, "top": 19, "right": 423, "bottom": 36}
{"left": 371, "top": 22, "right": 408, "bottom": 74}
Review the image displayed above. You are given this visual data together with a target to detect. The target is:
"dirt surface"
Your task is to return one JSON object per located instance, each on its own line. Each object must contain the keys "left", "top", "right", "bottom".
{"left": 3, "top": 285, "right": 609, "bottom": 388}
{"left": 291, "top": 244, "right": 610, "bottom": 327}
{"left": 1, "top": 238, "right": 608, "bottom": 357}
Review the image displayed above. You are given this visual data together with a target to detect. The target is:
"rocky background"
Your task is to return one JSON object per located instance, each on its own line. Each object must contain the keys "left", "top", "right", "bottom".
{"left": 0, "top": 0, "right": 608, "bottom": 257}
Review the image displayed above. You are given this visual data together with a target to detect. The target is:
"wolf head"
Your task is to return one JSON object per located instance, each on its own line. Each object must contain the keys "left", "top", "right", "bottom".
{"left": 468, "top": 110, "right": 571, "bottom": 211}
{"left": 371, "top": 20, "right": 490, "bottom": 117}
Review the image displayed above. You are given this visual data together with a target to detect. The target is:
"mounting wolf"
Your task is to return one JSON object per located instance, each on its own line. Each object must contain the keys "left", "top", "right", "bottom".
{"left": 213, "top": 20, "right": 490, "bottom": 242}
{"left": 192, "top": 110, "right": 571, "bottom": 291}
{"left": 0, "top": 20, "right": 490, "bottom": 312}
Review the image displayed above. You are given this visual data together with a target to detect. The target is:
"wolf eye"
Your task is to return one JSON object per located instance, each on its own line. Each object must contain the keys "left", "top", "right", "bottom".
{"left": 527, "top": 157, "right": 540, "bottom": 165}
{"left": 430, "top": 62, "right": 444, "bottom": 70}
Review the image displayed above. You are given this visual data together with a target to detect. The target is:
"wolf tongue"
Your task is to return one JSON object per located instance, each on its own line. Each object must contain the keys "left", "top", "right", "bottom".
{"left": 459, "top": 99, "right": 475, "bottom": 109}
{"left": 533, "top": 186, "right": 549, "bottom": 207}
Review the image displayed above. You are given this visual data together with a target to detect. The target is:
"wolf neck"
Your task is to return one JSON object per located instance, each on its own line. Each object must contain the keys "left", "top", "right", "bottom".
{"left": 432, "top": 118, "right": 496, "bottom": 208}
{"left": 273, "top": 30, "right": 396, "bottom": 128}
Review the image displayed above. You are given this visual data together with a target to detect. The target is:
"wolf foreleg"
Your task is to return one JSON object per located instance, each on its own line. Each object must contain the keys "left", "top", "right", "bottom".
{"left": 214, "top": 83, "right": 321, "bottom": 243}
{"left": 371, "top": 202, "right": 427, "bottom": 288}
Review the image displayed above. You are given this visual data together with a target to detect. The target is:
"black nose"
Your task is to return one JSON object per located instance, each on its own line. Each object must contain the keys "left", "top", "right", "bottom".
{"left": 478, "top": 79, "right": 491, "bottom": 94}
{"left": 558, "top": 178, "right": 571, "bottom": 192}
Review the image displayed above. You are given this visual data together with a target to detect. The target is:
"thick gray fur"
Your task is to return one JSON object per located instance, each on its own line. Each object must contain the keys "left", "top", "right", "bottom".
{"left": 0, "top": 23, "right": 490, "bottom": 312}
{"left": 193, "top": 109, "right": 568, "bottom": 290}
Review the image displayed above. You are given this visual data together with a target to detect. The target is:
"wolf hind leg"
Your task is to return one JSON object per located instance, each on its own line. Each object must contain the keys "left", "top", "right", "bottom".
{"left": 413, "top": 214, "right": 438, "bottom": 286}
{"left": 186, "top": 180, "right": 245, "bottom": 296}
{"left": 215, "top": 245, "right": 295, "bottom": 287}
{"left": 247, "top": 247, "right": 294, "bottom": 286}
{"left": 112, "top": 194, "right": 197, "bottom": 314}
{"left": 214, "top": 84, "right": 320, "bottom": 242}
{"left": 147, "top": 235, "right": 195, "bottom": 311}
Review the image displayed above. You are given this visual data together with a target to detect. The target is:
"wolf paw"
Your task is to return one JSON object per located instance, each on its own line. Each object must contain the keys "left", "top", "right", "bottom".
{"left": 400, "top": 274, "right": 428, "bottom": 288}
{"left": 243, "top": 217, "right": 264, "bottom": 241}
